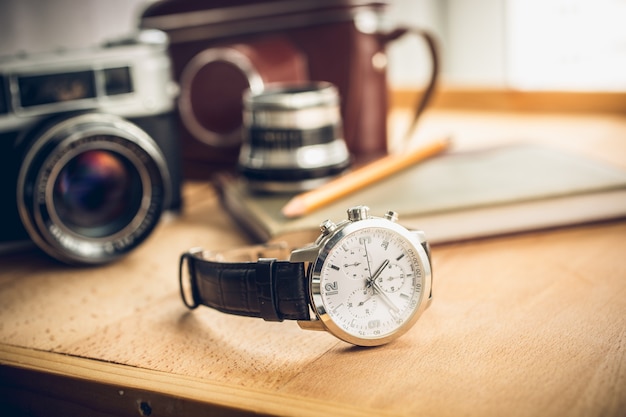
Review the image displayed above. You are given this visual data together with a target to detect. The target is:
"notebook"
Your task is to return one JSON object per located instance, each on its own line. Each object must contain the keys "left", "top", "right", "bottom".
{"left": 215, "top": 144, "right": 626, "bottom": 245}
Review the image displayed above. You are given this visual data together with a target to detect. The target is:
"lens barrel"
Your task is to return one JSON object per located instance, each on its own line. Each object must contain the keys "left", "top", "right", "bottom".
{"left": 17, "top": 113, "right": 171, "bottom": 264}
{"left": 238, "top": 82, "right": 350, "bottom": 193}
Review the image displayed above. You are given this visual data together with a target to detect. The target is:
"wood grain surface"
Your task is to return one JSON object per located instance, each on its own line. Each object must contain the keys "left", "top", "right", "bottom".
{"left": 1, "top": 110, "right": 625, "bottom": 416}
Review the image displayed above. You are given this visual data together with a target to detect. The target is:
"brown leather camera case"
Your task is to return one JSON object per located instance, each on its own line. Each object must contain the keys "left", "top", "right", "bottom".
{"left": 141, "top": 0, "right": 438, "bottom": 178}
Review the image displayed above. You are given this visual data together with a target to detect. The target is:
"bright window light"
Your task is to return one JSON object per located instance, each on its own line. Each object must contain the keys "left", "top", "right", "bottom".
{"left": 506, "top": 0, "right": 626, "bottom": 91}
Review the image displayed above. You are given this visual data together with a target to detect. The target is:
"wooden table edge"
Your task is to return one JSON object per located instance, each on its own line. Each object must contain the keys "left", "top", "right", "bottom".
{"left": 0, "top": 343, "right": 389, "bottom": 417}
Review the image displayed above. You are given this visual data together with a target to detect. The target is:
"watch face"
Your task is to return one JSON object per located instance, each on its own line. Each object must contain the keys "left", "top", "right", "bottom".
{"left": 311, "top": 219, "right": 431, "bottom": 346}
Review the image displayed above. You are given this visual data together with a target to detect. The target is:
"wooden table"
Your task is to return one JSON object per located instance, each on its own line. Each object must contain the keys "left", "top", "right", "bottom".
{"left": 2, "top": 110, "right": 626, "bottom": 417}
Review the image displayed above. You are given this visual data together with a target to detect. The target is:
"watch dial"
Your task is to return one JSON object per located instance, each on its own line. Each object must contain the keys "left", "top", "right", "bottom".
{"left": 319, "top": 226, "right": 425, "bottom": 343}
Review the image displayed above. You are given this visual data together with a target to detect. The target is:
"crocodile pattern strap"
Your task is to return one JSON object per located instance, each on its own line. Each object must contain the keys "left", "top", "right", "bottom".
{"left": 179, "top": 245, "right": 311, "bottom": 322}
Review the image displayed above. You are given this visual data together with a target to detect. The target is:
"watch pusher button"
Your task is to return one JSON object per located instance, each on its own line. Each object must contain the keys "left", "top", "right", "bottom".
{"left": 319, "top": 219, "right": 337, "bottom": 235}
{"left": 347, "top": 205, "right": 369, "bottom": 222}
{"left": 384, "top": 210, "right": 398, "bottom": 222}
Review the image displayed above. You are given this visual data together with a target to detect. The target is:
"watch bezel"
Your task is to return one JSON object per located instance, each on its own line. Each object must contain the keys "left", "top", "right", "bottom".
{"left": 308, "top": 217, "right": 432, "bottom": 346}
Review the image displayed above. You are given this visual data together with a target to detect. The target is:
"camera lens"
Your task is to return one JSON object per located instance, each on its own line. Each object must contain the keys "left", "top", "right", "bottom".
{"left": 17, "top": 113, "right": 171, "bottom": 264}
{"left": 53, "top": 150, "right": 142, "bottom": 238}
{"left": 238, "top": 82, "right": 350, "bottom": 193}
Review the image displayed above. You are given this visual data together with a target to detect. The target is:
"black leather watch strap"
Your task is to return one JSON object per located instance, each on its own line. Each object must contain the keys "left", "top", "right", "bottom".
{"left": 179, "top": 247, "right": 311, "bottom": 322}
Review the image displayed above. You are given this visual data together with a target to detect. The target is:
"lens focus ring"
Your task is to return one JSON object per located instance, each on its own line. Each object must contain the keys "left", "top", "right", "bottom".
{"left": 16, "top": 113, "right": 170, "bottom": 264}
{"left": 239, "top": 82, "right": 350, "bottom": 193}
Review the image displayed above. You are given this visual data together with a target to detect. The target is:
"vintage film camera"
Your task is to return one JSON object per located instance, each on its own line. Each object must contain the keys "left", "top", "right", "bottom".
{"left": 0, "top": 30, "right": 182, "bottom": 265}
{"left": 141, "top": 0, "right": 438, "bottom": 178}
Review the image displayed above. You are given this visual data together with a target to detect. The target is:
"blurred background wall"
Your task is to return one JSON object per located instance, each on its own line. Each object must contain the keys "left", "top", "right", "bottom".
{"left": 386, "top": 0, "right": 626, "bottom": 91}
{"left": 1, "top": 0, "right": 625, "bottom": 92}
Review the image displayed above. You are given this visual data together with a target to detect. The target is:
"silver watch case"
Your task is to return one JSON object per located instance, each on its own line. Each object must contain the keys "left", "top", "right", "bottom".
{"left": 290, "top": 208, "right": 433, "bottom": 346}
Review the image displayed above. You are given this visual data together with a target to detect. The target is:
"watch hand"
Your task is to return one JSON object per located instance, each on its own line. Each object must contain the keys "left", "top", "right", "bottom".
{"left": 363, "top": 240, "right": 373, "bottom": 279}
{"left": 365, "top": 259, "right": 399, "bottom": 312}
{"left": 365, "top": 259, "right": 389, "bottom": 291}
{"left": 357, "top": 295, "right": 372, "bottom": 307}
{"left": 370, "top": 259, "right": 390, "bottom": 283}
{"left": 356, "top": 287, "right": 373, "bottom": 306}
{"left": 371, "top": 278, "right": 400, "bottom": 313}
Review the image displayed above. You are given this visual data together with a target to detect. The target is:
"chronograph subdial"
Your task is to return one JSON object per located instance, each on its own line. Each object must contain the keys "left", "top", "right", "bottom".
{"left": 341, "top": 246, "right": 369, "bottom": 280}
{"left": 347, "top": 288, "right": 378, "bottom": 318}
{"left": 375, "top": 263, "right": 406, "bottom": 293}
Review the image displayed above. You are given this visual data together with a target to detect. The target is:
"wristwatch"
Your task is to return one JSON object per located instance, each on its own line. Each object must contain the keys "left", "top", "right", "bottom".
{"left": 179, "top": 206, "right": 433, "bottom": 346}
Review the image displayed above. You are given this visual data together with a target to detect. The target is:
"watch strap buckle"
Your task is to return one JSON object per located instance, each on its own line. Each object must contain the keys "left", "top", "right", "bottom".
{"left": 179, "top": 248, "right": 203, "bottom": 310}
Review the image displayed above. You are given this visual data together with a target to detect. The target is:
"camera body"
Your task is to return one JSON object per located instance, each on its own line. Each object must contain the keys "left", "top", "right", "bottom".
{"left": 141, "top": 0, "right": 391, "bottom": 178}
{"left": 0, "top": 31, "right": 182, "bottom": 264}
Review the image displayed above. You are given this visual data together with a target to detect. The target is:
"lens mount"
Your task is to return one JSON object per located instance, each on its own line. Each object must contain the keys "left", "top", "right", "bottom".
{"left": 17, "top": 113, "right": 171, "bottom": 264}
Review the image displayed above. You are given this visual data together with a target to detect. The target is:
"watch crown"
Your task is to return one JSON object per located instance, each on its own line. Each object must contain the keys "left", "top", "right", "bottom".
{"left": 347, "top": 205, "right": 369, "bottom": 222}
{"left": 319, "top": 219, "right": 337, "bottom": 235}
{"left": 384, "top": 210, "right": 399, "bottom": 222}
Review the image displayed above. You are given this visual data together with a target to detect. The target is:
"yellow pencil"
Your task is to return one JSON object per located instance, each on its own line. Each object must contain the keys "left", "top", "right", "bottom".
{"left": 281, "top": 136, "right": 452, "bottom": 218}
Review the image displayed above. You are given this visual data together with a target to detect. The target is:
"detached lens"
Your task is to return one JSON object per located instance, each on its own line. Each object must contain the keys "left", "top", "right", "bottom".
{"left": 53, "top": 150, "right": 142, "bottom": 238}
{"left": 239, "top": 82, "right": 350, "bottom": 193}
